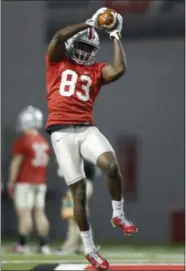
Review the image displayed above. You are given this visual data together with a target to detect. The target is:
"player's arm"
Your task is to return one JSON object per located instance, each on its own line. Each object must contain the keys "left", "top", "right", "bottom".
{"left": 101, "top": 38, "right": 127, "bottom": 83}
{"left": 8, "top": 137, "right": 24, "bottom": 188}
{"left": 47, "top": 23, "right": 89, "bottom": 62}
{"left": 7, "top": 155, "right": 23, "bottom": 197}
{"left": 101, "top": 12, "right": 126, "bottom": 83}
{"left": 47, "top": 8, "right": 109, "bottom": 62}
{"left": 8, "top": 155, "right": 23, "bottom": 186}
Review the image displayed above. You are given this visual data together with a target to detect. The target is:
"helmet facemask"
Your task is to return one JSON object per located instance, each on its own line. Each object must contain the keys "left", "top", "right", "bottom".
{"left": 71, "top": 40, "right": 99, "bottom": 65}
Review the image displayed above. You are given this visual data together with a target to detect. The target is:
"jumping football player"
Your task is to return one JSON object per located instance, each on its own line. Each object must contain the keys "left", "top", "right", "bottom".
{"left": 7, "top": 106, "right": 51, "bottom": 255}
{"left": 46, "top": 7, "right": 137, "bottom": 270}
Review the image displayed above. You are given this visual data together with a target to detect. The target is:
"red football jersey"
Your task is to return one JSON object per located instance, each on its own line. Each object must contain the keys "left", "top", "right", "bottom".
{"left": 46, "top": 55, "right": 106, "bottom": 128}
{"left": 12, "top": 133, "right": 50, "bottom": 184}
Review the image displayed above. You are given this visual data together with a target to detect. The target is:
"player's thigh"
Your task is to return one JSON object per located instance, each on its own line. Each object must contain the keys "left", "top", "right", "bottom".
{"left": 34, "top": 184, "right": 47, "bottom": 209}
{"left": 27, "top": 185, "right": 35, "bottom": 209}
{"left": 51, "top": 130, "right": 85, "bottom": 185}
{"left": 14, "top": 183, "right": 34, "bottom": 210}
{"left": 80, "top": 126, "right": 115, "bottom": 165}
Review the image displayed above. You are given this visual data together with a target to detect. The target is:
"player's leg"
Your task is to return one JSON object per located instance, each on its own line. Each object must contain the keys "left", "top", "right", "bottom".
{"left": 97, "top": 151, "right": 123, "bottom": 203}
{"left": 12, "top": 184, "right": 33, "bottom": 253}
{"left": 68, "top": 177, "right": 98, "bottom": 256}
{"left": 81, "top": 126, "right": 137, "bottom": 235}
{"left": 61, "top": 180, "right": 94, "bottom": 255}
{"left": 33, "top": 184, "right": 51, "bottom": 254}
{"left": 77, "top": 179, "right": 94, "bottom": 253}
{"left": 80, "top": 127, "right": 122, "bottom": 201}
{"left": 51, "top": 129, "right": 109, "bottom": 270}
{"left": 59, "top": 189, "right": 83, "bottom": 254}
{"left": 51, "top": 130, "right": 94, "bottom": 251}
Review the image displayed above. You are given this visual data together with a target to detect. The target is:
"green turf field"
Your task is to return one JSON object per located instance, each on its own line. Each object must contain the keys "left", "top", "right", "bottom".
{"left": 1, "top": 243, "right": 184, "bottom": 271}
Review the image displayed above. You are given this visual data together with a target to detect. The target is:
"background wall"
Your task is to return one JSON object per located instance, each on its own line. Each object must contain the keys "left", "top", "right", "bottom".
{"left": 1, "top": 1, "right": 184, "bottom": 244}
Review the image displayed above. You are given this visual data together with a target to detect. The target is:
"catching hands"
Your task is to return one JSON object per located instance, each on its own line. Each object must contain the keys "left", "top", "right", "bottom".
{"left": 86, "top": 8, "right": 123, "bottom": 40}
{"left": 107, "top": 13, "right": 123, "bottom": 40}
{"left": 86, "top": 7, "right": 107, "bottom": 29}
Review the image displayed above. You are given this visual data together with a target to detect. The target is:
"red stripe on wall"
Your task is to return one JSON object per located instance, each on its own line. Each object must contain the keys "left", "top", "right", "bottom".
{"left": 116, "top": 135, "right": 139, "bottom": 200}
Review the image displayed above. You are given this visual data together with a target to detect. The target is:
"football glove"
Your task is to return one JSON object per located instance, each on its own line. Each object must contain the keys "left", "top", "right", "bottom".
{"left": 85, "top": 7, "right": 107, "bottom": 29}
{"left": 106, "top": 13, "right": 123, "bottom": 40}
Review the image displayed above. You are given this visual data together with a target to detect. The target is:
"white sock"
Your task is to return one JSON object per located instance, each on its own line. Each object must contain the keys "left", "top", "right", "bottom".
{"left": 80, "top": 230, "right": 95, "bottom": 254}
{"left": 112, "top": 198, "right": 124, "bottom": 218}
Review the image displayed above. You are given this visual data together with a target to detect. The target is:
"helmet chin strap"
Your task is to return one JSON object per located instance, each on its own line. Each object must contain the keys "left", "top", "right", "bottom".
{"left": 72, "top": 52, "right": 95, "bottom": 65}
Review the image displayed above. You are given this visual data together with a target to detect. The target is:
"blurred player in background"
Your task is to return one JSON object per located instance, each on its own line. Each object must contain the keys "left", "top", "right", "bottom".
{"left": 46, "top": 7, "right": 137, "bottom": 270}
{"left": 7, "top": 106, "right": 51, "bottom": 255}
{"left": 56, "top": 161, "right": 101, "bottom": 255}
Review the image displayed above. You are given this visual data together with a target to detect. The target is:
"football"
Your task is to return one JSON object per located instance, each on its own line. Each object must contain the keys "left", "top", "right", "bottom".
{"left": 98, "top": 8, "right": 118, "bottom": 30}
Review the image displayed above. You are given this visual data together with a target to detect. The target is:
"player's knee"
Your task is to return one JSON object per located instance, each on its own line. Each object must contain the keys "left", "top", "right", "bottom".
{"left": 26, "top": 213, "right": 33, "bottom": 232}
{"left": 34, "top": 209, "right": 42, "bottom": 222}
{"left": 34, "top": 209, "right": 49, "bottom": 235}
{"left": 36, "top": 209, "right": 49, "bottom": 226}
{"left": 19, "top": 211, "right": 33, "bottom": 233}
{"left": 106, "top": 162, "right": 119, "bottom": 178}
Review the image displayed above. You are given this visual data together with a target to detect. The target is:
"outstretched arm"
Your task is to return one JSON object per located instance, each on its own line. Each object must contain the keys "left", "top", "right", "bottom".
{"left": 101, "top": 12, "right": 126, "bottom": 83}
{"left": 101, "top": 38, "right": 127, "bottom": 83}
{"left": 47, "top": 23, "right": 89, "bottom": 62}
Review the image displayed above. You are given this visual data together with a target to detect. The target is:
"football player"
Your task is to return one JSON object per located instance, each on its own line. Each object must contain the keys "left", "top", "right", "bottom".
{"left": 56, "top": 160, "right": 101, "bottom": 255}
{"left": 46, "top": 7, "right": 137, "bottom": 270}
{"left": 7, "top": 106, "right": 51, "bottom": 255}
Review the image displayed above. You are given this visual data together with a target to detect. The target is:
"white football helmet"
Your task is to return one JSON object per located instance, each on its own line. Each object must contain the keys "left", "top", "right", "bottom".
{"left": 17, "top": 106, "right": 43, "bottom": 132}
{"left": 65, "top": 28, "right": 100, "bottom": 65}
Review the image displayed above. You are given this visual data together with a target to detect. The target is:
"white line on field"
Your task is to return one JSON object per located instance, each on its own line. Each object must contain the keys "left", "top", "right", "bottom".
{"left": 105, "top": 252, "right": 184, "bottom": 258}
{"left": 1, "top": 259, "right": 184, "bottom": 265}
{"left": 2, "top": 259, "right": 71, "bottom": 265}
{"left": 2, "top": 251, "right": 184, "bottom": 258}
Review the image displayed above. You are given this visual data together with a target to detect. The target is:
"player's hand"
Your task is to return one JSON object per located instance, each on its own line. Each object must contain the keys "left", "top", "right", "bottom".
{"left": 106, "top": 13, "right": 123, "bottom": 40}
{"left": 7, "top": 181, "right": 14, "bottom": 198}
{"left": 85, "top": 7, "right": 107, "bottom": 29}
